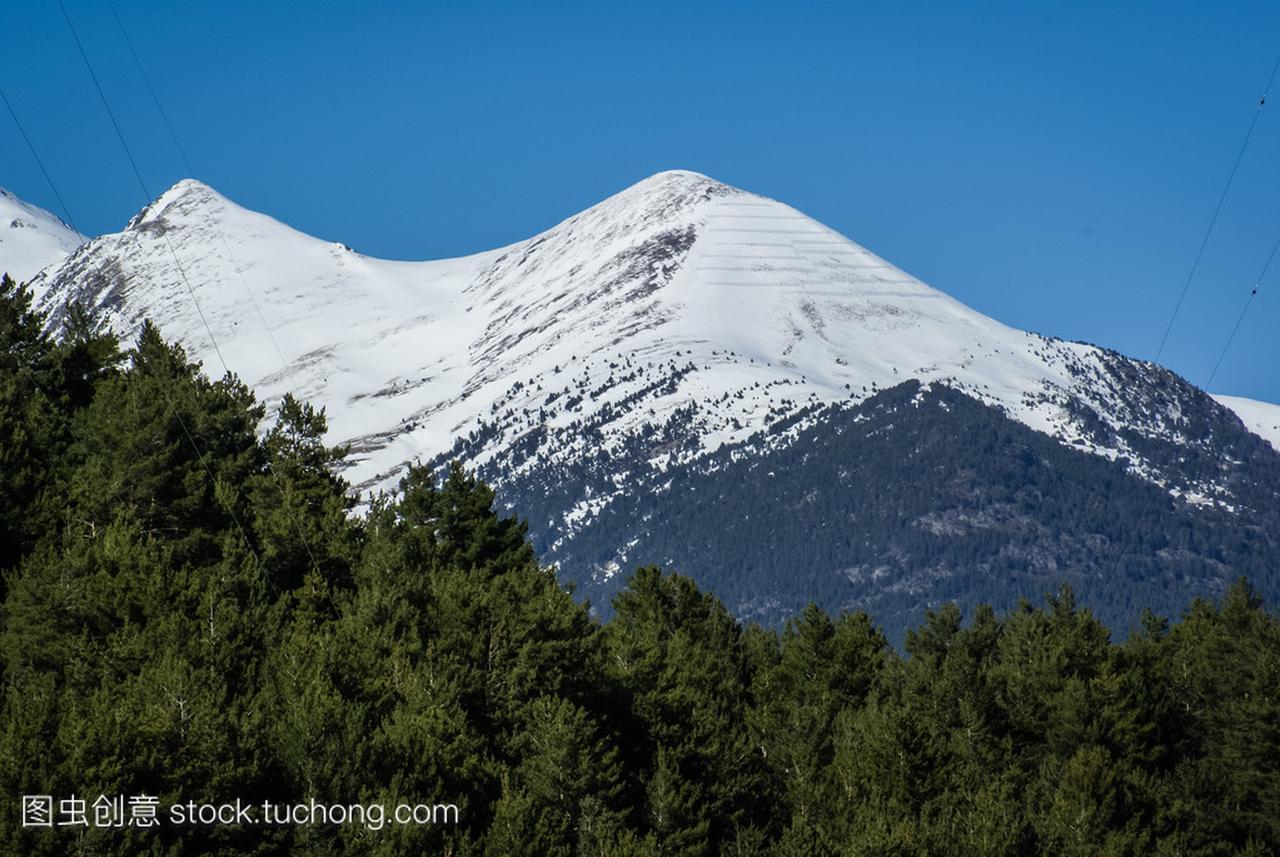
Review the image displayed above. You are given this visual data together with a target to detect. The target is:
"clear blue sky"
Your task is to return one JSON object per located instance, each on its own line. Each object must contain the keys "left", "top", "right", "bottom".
{"left": 3, "top": 0, "right": 1279, "bottom": 403}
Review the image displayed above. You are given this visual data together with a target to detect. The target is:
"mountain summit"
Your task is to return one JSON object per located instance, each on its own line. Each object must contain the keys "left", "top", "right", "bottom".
{"left": 21, "top": 171, "right": 1280, "bottom": 632}
{"left": 26, "top": 171, "right": 1272, "bottom": 487}
{"left": 0, "top": 187, "right": 84, "bottom": 283}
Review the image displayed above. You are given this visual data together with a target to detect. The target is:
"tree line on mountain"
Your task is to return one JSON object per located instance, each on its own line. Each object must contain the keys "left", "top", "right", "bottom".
{"left": 1, "top": 273, "right": 1278, "bottom": 856}
{"left": 494, "top": 377, "right": 1280, "bottom": 643}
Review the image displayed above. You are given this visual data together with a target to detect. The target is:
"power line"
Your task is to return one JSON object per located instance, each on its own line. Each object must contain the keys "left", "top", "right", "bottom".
{"left": 58, "top": 0, "right": 260, "bottom": 566}
{"left": 107, "top": 0, "right": 194, "bottom": 178}
{"left": 106, "top": 1, "right": 295, "bottom": 376}
{"left": 57, "top": 0, "right": 152, "bottom": 206}
{"left": 1, "top": 89, "right": 81, "bottom": 235}
{"left": 95, "top": 1, "right": 327, "bottom": 575}
{"left": 0, "top": 98, "right": 140, "bottom": 519}
{"left": 59, "top": 0, "right": 233, "bottom": 375}
{"left": 1153, "top": 52, "right": 1280, "bottom": 363}
{"left": 1205, "top": 231, "right": 1280, "bottom": 389}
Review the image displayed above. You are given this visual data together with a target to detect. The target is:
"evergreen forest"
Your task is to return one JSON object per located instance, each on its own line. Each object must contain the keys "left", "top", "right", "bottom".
{"left": 2, "top": 274, "right": 1278, "bottom": 856}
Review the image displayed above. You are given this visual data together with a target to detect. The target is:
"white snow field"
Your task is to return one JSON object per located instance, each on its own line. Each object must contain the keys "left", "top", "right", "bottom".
{"left": 12, "top": 170, "right": 1277, "bottom": 498}
{"left": 1215, "top": 394, "right": 1280, "bottom": 451}
{"left": 0, "top": 187, "right": 84, "bottom": 284}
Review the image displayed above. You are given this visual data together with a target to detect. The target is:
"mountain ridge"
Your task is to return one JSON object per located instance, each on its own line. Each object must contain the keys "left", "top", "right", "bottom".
{"left": 0, "top": 186, "right": 84, "bottom": 284}
{"left": 22, "top": 170, "right": 1275, "bottom": 492}
{"left": 8, "top": 172, "right": 1280, "bottom": 630}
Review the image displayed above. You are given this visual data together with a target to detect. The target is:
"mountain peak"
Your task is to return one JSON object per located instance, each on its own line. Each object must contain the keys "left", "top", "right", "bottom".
{"left": 635, "top": 168, "right": 724, "bottom": 188}
{"left": 162, "top": 177, "right": 218, "bottom": 201}
{"left": 607, "top": 169, "right": 741, "bottom": 210}
{"left": 135, "top": 178, "right": 224, "bottom": 215}
{"left": 21, "top": 167, "right": 1280, "bottom": 508}
{"left": 122, "top": 177, "right": 254, "bottom": 237}
{"left": 12, "top": 170, "right": 1280, "bottom": 646}
{"left": 0, "top": 186, "right": 85, "bottom": 282}
{"left": 527, "top": 169, "right": 742, "bottom": 253}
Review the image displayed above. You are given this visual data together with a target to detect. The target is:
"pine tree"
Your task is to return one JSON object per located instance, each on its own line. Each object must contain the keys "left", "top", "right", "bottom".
{"left": 252, "top": 393, "right": 359, "bottom": 594}
{"left": 484, "top": 696, "right": 626, "bottom": 856}
{"left": 0, "top": 274, "right": 61, "bottom": 575}
{"left": 749, "top": 605, "right": 887, "bottom": 851}
{"left": 61, "top": 321, "right": 265, "bottom": 570}
{"left": 3, "top": 303, "right": 1280, "bottom": 856}
{"left": 606, "top": 567, "right": 772, "bottom": 855}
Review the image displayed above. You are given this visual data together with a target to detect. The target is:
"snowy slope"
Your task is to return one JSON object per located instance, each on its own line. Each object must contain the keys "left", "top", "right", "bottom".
{"left": 0, "top": 187, "right": 85, "bottom": 284}
{"left": 28, "top": 171, "right": 1274, "bottom": 512}
{"left": 1216, "top": 395, "right": 1280, "bottom": 451}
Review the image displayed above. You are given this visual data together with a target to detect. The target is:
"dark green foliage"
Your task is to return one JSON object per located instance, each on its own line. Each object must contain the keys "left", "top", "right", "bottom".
{"left": 606, "top": 567, "right": 773, "bottom": 853}
{"left": 504, "top": 380, "right": 1280, "bottom": 645}
{"left": 0, "top": 275, "right": 121, "bottom": 578}
{"left": 0, "top": 274, "right": 56, "bottom": 575}
{"left": 252, "top": 393, "right": 358, "bottom": 593}
{"left": 1, "top": 291, "right": 1278, "bottom": 856}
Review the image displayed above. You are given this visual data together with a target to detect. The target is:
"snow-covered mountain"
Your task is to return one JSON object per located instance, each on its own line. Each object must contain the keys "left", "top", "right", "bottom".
{"left": 22, "top": 171, "right": 1271, "bottom": 491}
{"left": 0, "top": 187, "right": 84, "bottom": 284}
{"left": 15, "top": 170, "right": 1280, "bottom": 630}
{"left": 1214, "top": 394, "right": 1280, "bottom": 451}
